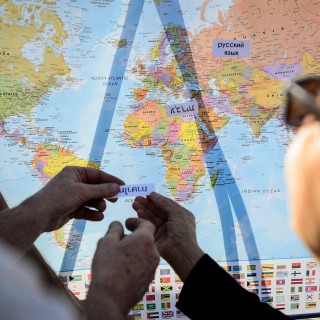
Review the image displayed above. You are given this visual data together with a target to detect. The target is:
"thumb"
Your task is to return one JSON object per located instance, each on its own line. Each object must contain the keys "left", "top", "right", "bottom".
{"left": 80, "top": 183, "right": 121, "bottom": 201}
{"left": 126, "top": 218, "right": 156, "bottom": 237}
{"left": 148, "top": 192, "right": 179, "bottom": 213}
{"left": 104, "top": 221, "right": 124, "bottom": 240}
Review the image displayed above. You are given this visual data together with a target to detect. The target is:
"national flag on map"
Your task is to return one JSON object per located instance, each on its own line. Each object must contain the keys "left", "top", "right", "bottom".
{"left": 291, "top": 270, "right": 301, "bottom": 277}
{"left": 233, "top": 273, "right": 244, "bottom": 279}
{"left": 162, "top": 311, "right": 174, "bottom": 318}
{"left": 247, "top": 264, "right": 256, "bottom": 271}
{"left": 131, "top": 313, "right": 142, "bottom": 320}
{"left": 262, "top": 264, "right": 274, "bottom": 270}
{"left": 247, "top": 272, "right": 256, "bottom": 277}
{"left": 147, "top": 312, "right": 159, "bottom": 319}
{"left": 146, "top": 294, "right": 156, "bottom": 301}
{"left": 175, "top": 284, "right": 183, "bottom": 292}
{"left": 262, "top": 271, "right": 274, "bottom": 278}
{"left": 161, "top": 285, "right": 173, "bottom": 292}
{"left": 176, "top": 310, "right": 186, "bottom": 318}
{"left": 236, "top": 280, "right": 245, "bottom": 286}
{"left": 291, "top": 294, "right": 299, "bottom": 301}
{"left": 68, "top": 283, "right": 81, "bottom": 291}
{"left": 291, "top": 303, "right": 299, "bottom": 309}
{"left": 73, "top": 291, "right": 80, "bottom": 297}
{"left": 277, "top": 264, "right": 287, "bottom": 270}
{"left": 276, "top": 279, "right": 285, "bottom": 285}
{"left": 306, "top": 293, "right": 314, "bottom": 301}
{"left": 149, "top": 285, "right": 155, "bottom": 292}
{"left": 276, "top": 303, "right": 285, "bottom": 310}
{"left": 222, "top": 265, "right": 232, "bottom": 272}
{"left": 69, "top": 275, "right": 82, "bottom": 281}
{"left": 247, "top": 288, "right": 259, "bottom": 294}
{"left": 306, "top": 302, "right": 316, "bottom": 309}
{"left": 261, "top": 296, "right": 273, "bottom": 303}
{"left": 247, "top": 280, "right": 259, "bottom": 287}
{"left": 59, "top": 275, "right": 68, "bottom": 283}
{"left": 233, "top": 265, "right": 242, "bottom": 272}
{"left": 305, "top": 277, "right": 315, "bottom": 285}
{"left": 291, "top": 278, "right": 303, "bottom": 285}
{"left": 133, "top": 304, "right": 144, "bottom": 311}
{"left": 176, "top": 293, "right": 180, "bottom": 300}
{"left": 161, "top": 302, "right": 170, "bottom": 309}
{"left": 306, "top": 269, "right": 316, "bottom": 276}
{"left": 306, "top": 261, "right": 317, "bottom": 269}
{"left": 276, "top": 271, "right": 288, "bottom": 278}
{"left": 305, "top": 286, "right": 317, "bottom": 292}
{"left": 175, "top": 275, "right": 182, "bottom": 283}
{"left": 160, "top": 277, "right": 171, "bottom": 283}
{"left": 86, "top": 273, "right": 92, "bottom": 281}
{"left": 147, "top": 303, "right": 156, "bottom": 310}
{"left": 276, "top": 287, "right": 284, "bottom": 294}
{"left": 160, "top": 269, "right": 170, "bottom": 275}
{"left": 261, "top": 279, "right": 271, "bottom": 286}
{"left": 261, "top": 287, "right": 271, "bottom": 295}
{"left": 276, "top": 295, "right": 285, "bottom": 303}
{"left": 292, "top": 262, "right": 301, "bottom": 269}
{"left": 291, "top": 286, "right": 303, "bottom": 293}
{"left": 161, "top": 294, "right": 170, "bottom": 301}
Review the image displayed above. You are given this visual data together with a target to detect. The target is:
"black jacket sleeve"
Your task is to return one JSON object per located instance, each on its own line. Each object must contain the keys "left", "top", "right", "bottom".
{"left": 176, "top": 254, "right": 291, "bottom": 320}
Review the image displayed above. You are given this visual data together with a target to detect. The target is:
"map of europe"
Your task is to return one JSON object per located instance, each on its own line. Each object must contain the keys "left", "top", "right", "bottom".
{"left": 1, "top": 0, "right": 320, "bottom": 318}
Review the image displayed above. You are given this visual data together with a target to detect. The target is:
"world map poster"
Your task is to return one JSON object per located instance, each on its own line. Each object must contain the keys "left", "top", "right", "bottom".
{"left": 1, "top": 0, "right": 320, "bottom": 318}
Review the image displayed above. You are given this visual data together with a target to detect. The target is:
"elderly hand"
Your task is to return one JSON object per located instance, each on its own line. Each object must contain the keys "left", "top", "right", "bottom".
{"left": 0, "top": 166, "right": 124, "bottom": 252}
{"left": 86, "top": 219, "right": 159, "bottom": 320}
{"left": 131, "top": 192, "right": 204, "bottom": 281}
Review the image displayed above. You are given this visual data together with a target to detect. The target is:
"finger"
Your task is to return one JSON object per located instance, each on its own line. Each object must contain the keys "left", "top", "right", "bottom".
{"left": 106, "top": 197, "right": 119, "bottom": 203}
{"left": 132, "top": 203, "right": 164, "bottom": 227}
{"left": 83, "top": 198, "right": 107, "bottom": 212}
{"left": 125, "top": 217, "right": 139, "bottom": 232}
{"left": 125, "top": 218, "right": 156, "bottom": 237}
{"left": 148, "top": 192, "right": 184, "bottom": 215}
{"left": 104, "top": 221, "right": 124, "bottom": 240}
{"left": 75, "top": 166, "right": 125, "bottom": 185}
{"left": 73, "top": 207, "right": 105, "bottom": 221}
{"left": 133, "top": 196, "right": 168, "bottom": 223}
{"left": 78, "top": 182, "right": 121, "bottom": 202}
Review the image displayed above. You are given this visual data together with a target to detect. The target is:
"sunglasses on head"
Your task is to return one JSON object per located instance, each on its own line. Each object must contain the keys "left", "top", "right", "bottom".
{"left": 284, "top": 76, "right": 320, "bottom": 128}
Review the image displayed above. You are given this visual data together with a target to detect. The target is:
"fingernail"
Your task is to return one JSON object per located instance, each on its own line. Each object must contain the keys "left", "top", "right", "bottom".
{"left": 110, "top": 183, "right": 120, "bottom": 193}
{"left": 151, "top": 192, "right": 160, "bottom": 198}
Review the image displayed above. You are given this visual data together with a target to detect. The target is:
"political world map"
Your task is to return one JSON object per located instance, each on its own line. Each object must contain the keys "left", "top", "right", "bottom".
{"left": 1, "top": 0, "right": 320, "bottom": 318}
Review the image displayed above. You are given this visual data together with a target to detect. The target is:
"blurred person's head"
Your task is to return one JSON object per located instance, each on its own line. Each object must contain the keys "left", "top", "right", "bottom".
{"left": 284, "top": 75, "right": 320, "bottom": 259}
{"left": 285, "top": 120, "right": 320, "bottom": 259}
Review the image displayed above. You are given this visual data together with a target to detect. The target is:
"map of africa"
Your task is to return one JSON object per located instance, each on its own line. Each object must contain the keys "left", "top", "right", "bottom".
{"left": 1, "top": 0, "right": 320, "bottom": 318}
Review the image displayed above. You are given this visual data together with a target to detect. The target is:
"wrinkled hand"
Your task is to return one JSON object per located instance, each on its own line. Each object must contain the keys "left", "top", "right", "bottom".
{"left": 33, "top": 166, "right": 124, "bottom": 232}
{"left": 131, "top": 192, "right": 204, "bottom": 281}
{"left": 86, "top": 219, "right": 159, "bottom": 320}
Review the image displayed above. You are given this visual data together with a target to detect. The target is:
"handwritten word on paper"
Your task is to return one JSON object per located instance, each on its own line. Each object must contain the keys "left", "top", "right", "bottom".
{"left": 212, "top": 39, "right": 251, "bottom": 58}
{"left": 112, "top": 184, "right": 155, "bottom": 198}
{"left": 166, "top": 100, "right": 198, "bottom": 117}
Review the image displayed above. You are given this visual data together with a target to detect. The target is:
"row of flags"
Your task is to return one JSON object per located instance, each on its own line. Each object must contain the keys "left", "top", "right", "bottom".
{"left": 220, "top": 259, "right": 320, "bottom": 315}
{"left": 59, "top": 259, "right": 320, "bottom": 319}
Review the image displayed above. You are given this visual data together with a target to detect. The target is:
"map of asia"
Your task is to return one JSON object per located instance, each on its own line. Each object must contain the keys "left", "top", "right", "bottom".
{"left": 1, "top": 0, "right": 320, "bottom": 318}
